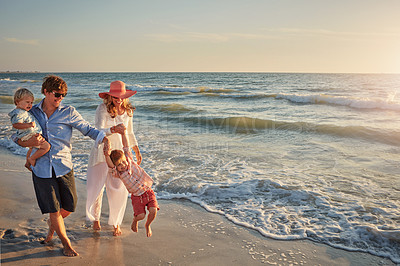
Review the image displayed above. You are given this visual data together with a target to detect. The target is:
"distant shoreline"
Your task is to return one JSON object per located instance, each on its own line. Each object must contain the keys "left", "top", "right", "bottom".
{"left": 0, "top": 71, "right": 41, "bottom": 73}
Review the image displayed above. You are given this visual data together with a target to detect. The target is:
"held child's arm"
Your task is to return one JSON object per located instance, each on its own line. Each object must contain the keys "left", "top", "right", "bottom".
{"left": 119, "top": 127, "right": 142, "bottom": 165}
{"left": 105, "top": 153, "right": 115, "bottom": 168}
{"left": 120, "top": 132, "right": 137, "bottom": 163}
{"left": 132, "top": 145, "right": 142, "bottom": 165}
{"left": 102, "top": 137, "right": 114, "bottom": 168}
{"left": 12, "top": 121, "right": 35, "bottom": 130}
{"left": 121, "top": 131, "right": 129, "bottom": 149}
{"left": 113, "top": 124, "right": 128, "bottom": 148}
{"left": 104, "top": 151, "right": 120, "bottom": 179}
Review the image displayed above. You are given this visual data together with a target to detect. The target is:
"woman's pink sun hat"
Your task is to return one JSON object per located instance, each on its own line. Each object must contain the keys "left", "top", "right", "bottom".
{"left": 99, "top": 80, "right": 137, "bottom": 99}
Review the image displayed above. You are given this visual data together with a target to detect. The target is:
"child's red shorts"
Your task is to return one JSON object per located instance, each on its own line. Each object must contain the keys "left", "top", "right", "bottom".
{"left": 131, "top": 189, "right": 159, "bottom": 216}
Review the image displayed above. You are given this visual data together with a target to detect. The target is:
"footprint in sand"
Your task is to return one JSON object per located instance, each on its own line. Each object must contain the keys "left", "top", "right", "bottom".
{"left": 1, "top": 229, "right": 15, "bottom": 239}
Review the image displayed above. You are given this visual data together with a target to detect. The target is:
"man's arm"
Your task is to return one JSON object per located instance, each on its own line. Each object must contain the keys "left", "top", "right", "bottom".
{"left": 69, "top": 106, "right": 106, "bottom": 144}
{"left": 17, "top": 133, "right": 45, "bottom": 147}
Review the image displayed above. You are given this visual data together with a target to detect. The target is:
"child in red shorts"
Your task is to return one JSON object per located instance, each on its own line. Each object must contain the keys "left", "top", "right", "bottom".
{"left": 104, "top": 131, "right": 159, "bottom": 237}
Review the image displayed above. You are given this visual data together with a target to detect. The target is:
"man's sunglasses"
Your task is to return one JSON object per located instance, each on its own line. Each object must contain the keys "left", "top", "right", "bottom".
{"left": 52, "top": 91, "right": 67, "bottom": 98}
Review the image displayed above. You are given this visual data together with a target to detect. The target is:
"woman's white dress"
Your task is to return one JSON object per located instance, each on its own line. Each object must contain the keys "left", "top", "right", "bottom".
{"left": 86, "top": 103, "right": 138, "bottom": 226}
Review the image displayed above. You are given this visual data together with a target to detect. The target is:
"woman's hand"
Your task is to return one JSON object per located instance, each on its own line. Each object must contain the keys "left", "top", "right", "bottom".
{"left": 112, "top": 123, "right": 126, "bottom": 134}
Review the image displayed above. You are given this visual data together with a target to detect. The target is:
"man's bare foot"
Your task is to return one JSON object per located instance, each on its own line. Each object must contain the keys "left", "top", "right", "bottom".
{"left": 43, "top": 219, "right": 54, "bottom": 243}
{"left": 93, "top": 221, "right": 101, "bottom": 231}
{"left": 113, "top": 225, "right": 122, "bottom": 236}
{"left": 145, "top": 224, "right": 152, "bottom": 237}
{"left": 131, "top": 220, "right": 138, "bottom": 233}
{"left": 24, "top": 160, "right": 32, "bottom": 171}
{"left": 27, "top": 157, "right": 36, "bottom": 167}
{"left": 63, "top": 247, "right": 79, "bottom": 257}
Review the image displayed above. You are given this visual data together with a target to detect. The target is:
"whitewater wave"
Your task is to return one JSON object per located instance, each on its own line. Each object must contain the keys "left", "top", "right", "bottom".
{"left": 0, "top": 137, "right": 28, "bottom": 156}
{"left": 153, "top": 90, "right": 191, "bottom": 96}
{"left": 142, "top": 87, "right": 400, "bottom": 112}
{"left": 0, "top": 78, "right": 40, "bottom": 83}
{"left": 130, "top": 83, "right": 236, "bottom": 94}
{"left": 213, "top": 92, "right": 400, "bottom": 112}
{"left": 273, "top": 93, "right": 400, "bottom": 112}
{"left": 157, "top": 176, "right": 400, "bottom": 264}
{"left": 0, "top": 96, "right": 41, "bottom": 105}
{"left": 168, "top": 116, "right": 400, "bottom": 145}
{"left": 0, "top": 96, "right": 14, "bottom": 105}
{"left": 139, "top": 103, "right": 202, "bottom": 114}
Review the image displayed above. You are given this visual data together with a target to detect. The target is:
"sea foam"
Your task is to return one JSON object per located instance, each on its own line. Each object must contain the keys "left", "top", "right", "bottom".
{"left": 274, "top": 93, "right": 400, "bottom": 111}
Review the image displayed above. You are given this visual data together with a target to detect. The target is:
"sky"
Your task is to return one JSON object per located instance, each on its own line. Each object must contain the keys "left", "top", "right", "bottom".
{"left": 1, "top": 0, "right": 400, "bottom": 73}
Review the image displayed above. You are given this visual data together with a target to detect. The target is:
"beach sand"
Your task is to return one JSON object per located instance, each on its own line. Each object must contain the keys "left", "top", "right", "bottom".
{"left": 0, "top": 147, "right": 395, "bottom": 265}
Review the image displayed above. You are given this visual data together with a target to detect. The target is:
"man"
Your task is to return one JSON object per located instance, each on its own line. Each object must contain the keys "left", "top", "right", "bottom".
{"left": 17, "top": 75, "right": 110, "bottom": 256}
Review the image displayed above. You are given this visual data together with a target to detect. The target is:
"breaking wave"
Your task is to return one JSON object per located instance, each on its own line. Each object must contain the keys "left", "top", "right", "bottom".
{"left": 255, "top": 93, "right": 400, "bottom": 112}
{"left": 172, "top": 116, "right": 400, "bottom": 145}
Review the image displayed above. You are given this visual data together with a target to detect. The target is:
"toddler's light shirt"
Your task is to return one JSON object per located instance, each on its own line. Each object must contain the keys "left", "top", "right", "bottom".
{"left": 9, "top": 108, "right": 42, "bottom": 139}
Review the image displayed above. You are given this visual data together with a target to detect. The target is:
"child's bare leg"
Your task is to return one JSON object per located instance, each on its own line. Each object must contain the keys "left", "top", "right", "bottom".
{"left": 27, "top": 140, "right": 50, "bottom": 167}
{"left": 25, "top": 148, "right": 33, "bottom": 171}
{"left": 131, "top": 213, "right": 145, "bottom": 233}
{"left": 113, "top": 225, "right": 122, "bottom": 236}
{"left": 145, "top": 207, "right": 157, "bottom": 237}
{"left": 24, "top": 160, "right": 32, "bottom": 171}
{"left": 27, "top": 157, "right": 36, "bottom": 167}
{"left": 26, "top": 147, "right": 32, "bottom": 160}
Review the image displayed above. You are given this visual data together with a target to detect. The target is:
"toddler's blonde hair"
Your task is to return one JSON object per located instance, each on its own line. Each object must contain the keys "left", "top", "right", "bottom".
{"left": 14, "top": 88, "right": 34, "bottom": 105}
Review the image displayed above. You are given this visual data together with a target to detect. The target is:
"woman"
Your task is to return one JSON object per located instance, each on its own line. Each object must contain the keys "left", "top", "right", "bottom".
{"left": 86, "top": 80, "right": 142, "bottom": 236}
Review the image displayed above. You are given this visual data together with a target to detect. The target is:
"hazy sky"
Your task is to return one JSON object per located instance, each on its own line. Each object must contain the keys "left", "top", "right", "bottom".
{"left": 1, "top": 0, "right": 399, "bottom": 73}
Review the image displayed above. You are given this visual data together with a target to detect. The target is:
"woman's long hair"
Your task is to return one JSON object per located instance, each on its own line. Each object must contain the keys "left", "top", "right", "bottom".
{"left": 103, "top": 95, "right": 135, "bottom": 118}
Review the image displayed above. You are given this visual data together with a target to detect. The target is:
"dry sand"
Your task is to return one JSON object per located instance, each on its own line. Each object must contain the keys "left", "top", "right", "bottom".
{"left": 0, "top": 147, "right": 395, "bottom": 265}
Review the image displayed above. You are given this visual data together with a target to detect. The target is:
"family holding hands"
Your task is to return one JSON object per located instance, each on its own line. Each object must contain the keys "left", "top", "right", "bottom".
{"left": 9, "top": 76, "right": 158, "bottom": 257}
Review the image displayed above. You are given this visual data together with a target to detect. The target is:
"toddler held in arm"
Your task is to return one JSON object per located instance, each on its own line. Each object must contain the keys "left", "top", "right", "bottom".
{"left": 8, "top": 88, "right": 50, "bottom": 168}
{"left": 104, "top": 129, "right": 159, "bottom": 237}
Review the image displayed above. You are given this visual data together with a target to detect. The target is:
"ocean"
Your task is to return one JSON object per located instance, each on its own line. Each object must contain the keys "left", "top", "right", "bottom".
{"left": 0, "top": 72, "right": 399, "bottom": 263}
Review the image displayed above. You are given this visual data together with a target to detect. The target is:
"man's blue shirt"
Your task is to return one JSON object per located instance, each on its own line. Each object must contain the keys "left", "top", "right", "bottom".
{"left": 28, "top": 99, "right": 105, "bottom": 178}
